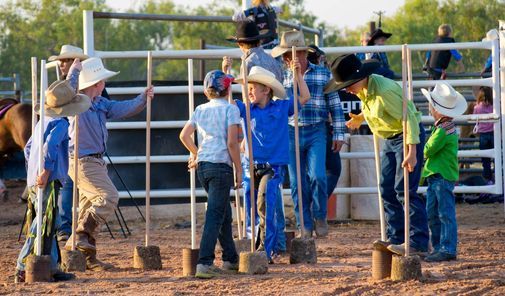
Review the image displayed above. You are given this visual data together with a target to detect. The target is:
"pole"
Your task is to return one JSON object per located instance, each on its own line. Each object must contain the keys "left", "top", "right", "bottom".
{"left": 188, "top": 59, "right": 197, "bottom": 250}
{"left": 241, "top": 60, "right": 256, "bottom": 251}
{"left": 373, "top": 135, "right": 386, "bottom": 241}
{"left": 401, "top": 44, "right": 410, "bottom": 257}
{"left": 31, "top": 57, "right": 37, "bottom": 136}
{"left": 146, "top": 51, "right": 153, "bottom": 247}
{"left": 71, "top": 115, "right": 79, "bottom": 251}
{"left": 227, "top": 66, "right": 243, "bottom": 240}
{"left": 35, "top": 60, "right": 47, "bottom": 256}
{"left": 291, "top": 46, "right": 305, "bottom": 237}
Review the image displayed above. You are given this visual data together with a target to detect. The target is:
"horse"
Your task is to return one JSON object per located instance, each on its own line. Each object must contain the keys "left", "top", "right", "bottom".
{"left": 0, "top": 98, "right": 32, "bottom": 200}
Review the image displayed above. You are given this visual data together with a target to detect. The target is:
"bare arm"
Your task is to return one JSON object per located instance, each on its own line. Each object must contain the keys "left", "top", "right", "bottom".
{"left": 179, "top": 122, "right": 198, "bottom": 168}
{"left": 227, "top": 124, "right": 243, "bottom": 188}
{"left": 291, "top": 58, "right": 310, "bottom": 105}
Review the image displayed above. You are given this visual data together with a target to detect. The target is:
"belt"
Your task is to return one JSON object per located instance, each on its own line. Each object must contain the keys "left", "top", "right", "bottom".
{"left": 254, "top": 163, "right": 271, "bottom": 170}
{"left": 85, "top": 153, "right": 103, "bottom": 159}
{"left": 386, "top": 133, "right": 402, "bottom": 140}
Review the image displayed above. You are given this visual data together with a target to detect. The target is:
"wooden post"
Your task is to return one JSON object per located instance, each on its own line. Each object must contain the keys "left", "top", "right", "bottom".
{"left": 146, "top": 51, "right": 153, "bottom": 247}
{"left": 373, "top": 135, "right": 386, "bottom": 241}
{"left": 31, "top": 57, "right": 37, "bottom": 135}
{"left": 401, "top": 44, "right": 410, "bottom": 257}
{"left": 71, "top": 115, "right": 79, "bottom": 251}
{"left": 188, "top": 59, "right": 197, "bottom": 249}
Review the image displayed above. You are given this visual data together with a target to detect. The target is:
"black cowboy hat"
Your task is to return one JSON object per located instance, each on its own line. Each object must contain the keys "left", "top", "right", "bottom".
{"left": 324, "top": 54, "right": 380, "bottom": 93}
{"left": 226, "top": 21, "right": 266, "bottom": 43}
{"left": 367, "top": 28, "right": 392, "bottom": 46}
{"left": 307, "top": 44, "right": 325, "bottom": 64}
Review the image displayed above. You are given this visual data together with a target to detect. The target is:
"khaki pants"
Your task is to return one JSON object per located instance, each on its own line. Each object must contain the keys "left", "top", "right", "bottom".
{"left": 68, "top": 156, "right": 118, "bottom": 226}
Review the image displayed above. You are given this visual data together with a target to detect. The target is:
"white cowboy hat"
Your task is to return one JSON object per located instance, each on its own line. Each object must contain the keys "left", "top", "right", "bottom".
{"left": 48, "top": 45, "right": 89, "bottom": 62}
{"left": 235, "top": 66, "right": 286, "bottom": 99}
{"left": 271, "top": 30, "right": 309, "bottom": 58}
{"left": 421, "top": 82, "right": 467, "bottom": 118}
{"left": 35, "top": 80, "right": 91, "bottom": 117}
{"left": 79, "top": 57, "right": 119, "bottom": 90}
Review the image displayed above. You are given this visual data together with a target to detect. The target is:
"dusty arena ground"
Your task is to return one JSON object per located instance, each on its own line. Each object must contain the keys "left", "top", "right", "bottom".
{"left": 1, "top": 180, "right": 505, "bottom": 295}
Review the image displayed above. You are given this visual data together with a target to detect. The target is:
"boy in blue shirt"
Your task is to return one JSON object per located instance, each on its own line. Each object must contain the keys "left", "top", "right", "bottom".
{"left": 180, "top": 70, "right": 242, "bottom": 279}
{"left": 15, "top": 59, "right": 91, "bottom": 283}
{"left": 234, "top": 64, "right": 310, "bottom": 262}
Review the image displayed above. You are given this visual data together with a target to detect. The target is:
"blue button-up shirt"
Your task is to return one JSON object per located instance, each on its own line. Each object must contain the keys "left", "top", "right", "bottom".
{"left": 235, "top": 96, "right": 296, "bottom": 165}
{"left": 25, "top": 117, "right": 69, "bottom": 187}
{"left": 69, "top": 94, "right": 147, "bottom": 157}
{"left": 283, "top": 62, "right": 346, "bottom": 141}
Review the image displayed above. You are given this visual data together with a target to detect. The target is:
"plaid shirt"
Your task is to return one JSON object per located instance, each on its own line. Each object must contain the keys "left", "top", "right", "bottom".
{"left": 284, "top": 62, "right": 346, "bottom": 141}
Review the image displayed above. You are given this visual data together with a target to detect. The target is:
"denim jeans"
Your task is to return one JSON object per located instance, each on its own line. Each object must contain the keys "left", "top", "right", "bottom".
{"left": 288, "top": 122, "right": 327, "bottom": 231}
{"left": 380, "top": 125, "right": 429, "bottom": 251}
{"left": 325, "top": 122, "right": 342, "bottom": 198}
{"left": 426, "top": 174, "right": 457, "bottom": 255}
{"left": 57, "top": 176, "right": 73, "bottom": 235}
{"left": 196, "top": 162, "right": 238, "bottom": 266}
{"left": 17, "top": 182, "right": 60, "bottom": 272}
{"left": 479, "top": 132, "right": 494, "bottom": 181}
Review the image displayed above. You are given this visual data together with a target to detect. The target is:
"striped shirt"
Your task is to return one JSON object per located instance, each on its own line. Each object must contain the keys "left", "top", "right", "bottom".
{"left": 283, "top": 62, "right": 346, "bottom": 141}
{"left": 189, "top": 98, "right": 241, "bottom": 166}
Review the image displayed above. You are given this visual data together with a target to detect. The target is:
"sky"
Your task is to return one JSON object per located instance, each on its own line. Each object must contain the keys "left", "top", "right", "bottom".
{"left": 105, "top": 0, "right": 405, "bottom": 29}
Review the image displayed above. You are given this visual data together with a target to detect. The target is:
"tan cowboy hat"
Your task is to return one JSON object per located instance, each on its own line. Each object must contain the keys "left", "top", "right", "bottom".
{"left": 35, "top": 80, "right": 91, "bottom": 117}
{"left": 271, "top": 30, "right": 309, "bottom": 58}
{"left": 421, "top": 82, "right": 467, "bottom": 118}
{"left": 48, "top": 45, "right": 89, "bottom": 62}
{"left": 235, "top": 66, "right": 286, "bottom": 99}
{"left": 79, "top": 57, "right": 119, "bottom": 90}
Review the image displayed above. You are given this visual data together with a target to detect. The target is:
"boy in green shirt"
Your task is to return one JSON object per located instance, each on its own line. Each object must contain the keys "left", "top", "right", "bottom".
{"left": 325, "top": 54, "right": 429, "bottom": 255}
{"left": 421, "top": 82, "right": 467, "bottom": 262}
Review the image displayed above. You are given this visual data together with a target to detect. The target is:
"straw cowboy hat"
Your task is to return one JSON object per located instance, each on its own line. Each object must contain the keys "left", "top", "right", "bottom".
{"left": 35, "top": 80, "right": 91, "bottom": 117}
{"left": 79, "top": 57, "right": 119, "bottom": 90}
{"left": 367, "top": 28, "right": 392, "bottom": 46}
{"left": 421, "top": 82, "right": 467, "bottom": 118}
{"left": 235, "top": 66, "right": 286, "bottom": 99}
{"left": 48, "top": 45, "right": 89, "bottom": 62}
{"left": 324, "top": 54, "right": 380, "bottom": 93}
{"left": 226, "top": 21, "right": 267, "bottom": 43}
{"left": 271, "top": 30, "right": 309, "bottom": 58}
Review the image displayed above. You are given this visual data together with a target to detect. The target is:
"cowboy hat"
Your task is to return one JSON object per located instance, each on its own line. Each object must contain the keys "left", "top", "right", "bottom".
{"left": 48, "top": 45, "right": 89, "bottom": 62}
{"left": 367, "top": 28, "right": 392, "bottom": 46}
{"left": 226, "top": 21, "right": 267, "bottom": 43}
{"left": 35, "top": 80, "right": 91, "bottom": 117}
{"left": 79, "top": 57, "right": 119, "bottom": 90}
{"left": 235, "top": 66, "right": 286, "bottom": 99}
{"left": 421, "top": 82, "right": 467, "bottom": 117}
{"left": 324, "top": 54, "right": 380, "bottom": 93}
{"left": 271, "top": 30, "right": 309, "bottom": 58}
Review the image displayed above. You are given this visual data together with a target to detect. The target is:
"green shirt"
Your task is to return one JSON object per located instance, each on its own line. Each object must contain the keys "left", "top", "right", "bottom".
{"left": 422, "top": 118, "right": 459, "bottom": 182}
{"left": 357, "top": 74, "right": 421, "bottom": 144}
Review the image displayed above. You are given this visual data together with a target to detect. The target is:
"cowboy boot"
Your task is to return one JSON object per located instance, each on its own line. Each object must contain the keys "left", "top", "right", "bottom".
{"left": 65, "top": 211, "right": 98, "bottom": 253}
{"left": 85, "top": 249, "right": 114, "bottom": 271}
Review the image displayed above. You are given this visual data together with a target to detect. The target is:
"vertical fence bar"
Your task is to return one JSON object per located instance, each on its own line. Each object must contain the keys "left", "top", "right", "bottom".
{"left": 31, "top": 57, "right": 38, "bottom": 135}
{"left": 83, "top": 10, "right": 95, "bottom": 56}
{"left": 491, "top": 37, "right": 503, "bottom": 195}
{"left": 145, "top": 51, "right": 152, "bottom": 247}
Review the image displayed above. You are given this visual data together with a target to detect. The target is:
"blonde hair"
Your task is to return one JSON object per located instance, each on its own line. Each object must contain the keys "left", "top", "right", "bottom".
{"left": 438, "top": 24, "right": 452, "bottom": 37}
{"left": 252, "top": 0, "right": 270, "bottom": 6}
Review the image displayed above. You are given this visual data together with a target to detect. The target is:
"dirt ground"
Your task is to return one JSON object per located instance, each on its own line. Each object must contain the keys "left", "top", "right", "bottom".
{"left": 1, "top": 180, "right": 505, "bottom": 295}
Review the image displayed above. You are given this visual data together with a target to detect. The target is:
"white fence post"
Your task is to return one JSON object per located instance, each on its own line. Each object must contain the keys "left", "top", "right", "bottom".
{"left": 83, "top": 10, "right": 95, "bottom": 56}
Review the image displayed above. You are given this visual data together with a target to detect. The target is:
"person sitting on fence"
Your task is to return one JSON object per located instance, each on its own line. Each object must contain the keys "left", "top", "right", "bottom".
{"left": 64, "top": 57, "right": 154, "bottom": 271}
{"left": 423, "top": 24, "right": 464, "bottom": 80}
{"left": 15, "top": 59, "right": 91, "bottom": 283}
{"left": 473, "top": 86, "right": 494, "bottom": 184}
{"left": 233, "top": 65, "right": 310, "bottom": 263}
{"left": 232, "top": 0, "right": 282, "bottom": 49}
{"left": 179, "top": 70, "right": 242, "bottom": 279}
{"left": 421, "top": 82, "right": 467, "bottom": 262}
{"left": 326, "top": 54, "right": 429, "bottom": 256}
{"left": 367, "top": 28, "right": 395, "bottom": 79}
{"left": 356, "top": 31, "right": 372, "bottom": 61}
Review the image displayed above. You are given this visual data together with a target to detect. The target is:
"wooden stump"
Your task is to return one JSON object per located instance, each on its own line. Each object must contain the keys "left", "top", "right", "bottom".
{"left": 390, "top": 255, "right": 422, "bottom": 281}
{"left": 238, "top": 251, "right": 268, "bottom": 274}
{"left": 182, "top": 248, "right": 199, "bottom": 276}
{"left": 61, "top": 249, "right": 86, "bottom": 272}
{"left": 25, "top": 255, "right": 52, "bottom": 283}
{"left": 289, "top": 238, "right": 317, "bottom": 264}
{"left": 133, "top": 245, "right": 162, "bottom": 270}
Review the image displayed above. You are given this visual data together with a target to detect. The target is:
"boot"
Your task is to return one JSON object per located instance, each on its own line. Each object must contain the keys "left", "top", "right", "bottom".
{"left": 85, "top": 251, "right": 114, "bottom": 271}
{"left": 65, "top": 211, "right": 100, "bottom": 252}
{"left": 64, "top": 233, "right": 96, "bottom": 253}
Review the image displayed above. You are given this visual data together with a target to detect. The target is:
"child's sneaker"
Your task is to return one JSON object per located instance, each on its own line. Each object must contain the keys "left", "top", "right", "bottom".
{"left": 14, "top": 270, "right": 25, "bottom": 284}
{"left": 222, "top": 261, "right": 238, "bottom": 272}
{"left": 195, "top": 264, "right": 224, "bottom": 279}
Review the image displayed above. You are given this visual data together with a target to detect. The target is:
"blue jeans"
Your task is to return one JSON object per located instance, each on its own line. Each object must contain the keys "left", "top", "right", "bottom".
{"left": 380, "top": 125, "right": 429, "bottom": 251}
{"left": 325, "top": 122, "right": 342, "bottom": 198}
{"left": 57, "top": 176, "right": 73, "bottom": 235}
{"left": 196, "top": 162, "right": 238, "bottom": 266}
{"left": 426, "top": 174, "right": 457, "bottom": 255}
{"left": 17, "top": 183, "right": 60, "bottom": 272}
{"left": 288, "top": 122, "right": 327, "bottom": 231}
{"left": 479, "top": 132, "right": 494, "bottom": 181}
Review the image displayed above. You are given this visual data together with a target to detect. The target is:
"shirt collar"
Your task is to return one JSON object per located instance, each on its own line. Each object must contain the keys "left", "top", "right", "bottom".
{"left": 244, "top": 47, "right": 263, "bottom": 60}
